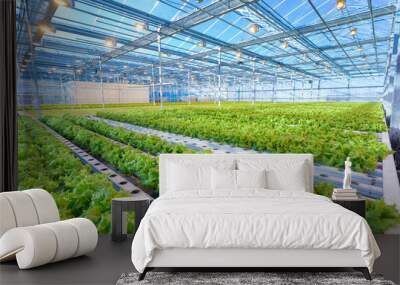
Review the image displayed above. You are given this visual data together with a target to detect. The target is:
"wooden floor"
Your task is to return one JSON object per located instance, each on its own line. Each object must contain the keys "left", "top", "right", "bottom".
{"left": 1, "top": 234, "right": 398, "bottom": 285}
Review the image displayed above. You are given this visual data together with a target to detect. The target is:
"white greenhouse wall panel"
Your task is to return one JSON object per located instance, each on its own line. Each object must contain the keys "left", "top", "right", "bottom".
{"left": 65, "top": 81, "right": 149, "bottom": 104}
{"left": 17, "top": 80, "right": 149, "bottom": 105}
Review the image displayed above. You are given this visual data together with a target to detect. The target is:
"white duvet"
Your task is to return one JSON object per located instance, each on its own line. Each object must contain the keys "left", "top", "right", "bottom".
{"left": 131, "top": 190, "right": 380, "bottom": 273}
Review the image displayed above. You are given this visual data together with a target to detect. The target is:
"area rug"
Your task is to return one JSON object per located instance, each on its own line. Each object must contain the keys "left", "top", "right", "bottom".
{"left": 116, "top": 271, "right": 395, "bottom": 285}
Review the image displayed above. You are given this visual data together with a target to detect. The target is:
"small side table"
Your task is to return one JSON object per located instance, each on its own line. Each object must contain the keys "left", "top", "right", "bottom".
{"left": 112, "top": 194, "right": 153, "bottom": 242}
{"left": 333, "top": 198, "right": 366, "bottom": 218}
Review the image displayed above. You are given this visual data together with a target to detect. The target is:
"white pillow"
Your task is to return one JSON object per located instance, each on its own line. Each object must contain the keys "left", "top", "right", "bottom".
{"left": 236, "top": 169, "right": 267, "bottom": 189}
{"left": 211, "top": 169, "right": 267, "bottom": 191}
{"left": 266, "top": 162, "right": 306, "bottom": 191}
{"left": 238, "top": 159, "right": 308, "bottom": 192}
{"left": 211, "top": 168, "right": 236, "bottom": 190}
{"left": 166, "top": 159, "right": 236, "bottom": 192}
{"left": 167, "top": 162, "right": 209, "bottom": 191}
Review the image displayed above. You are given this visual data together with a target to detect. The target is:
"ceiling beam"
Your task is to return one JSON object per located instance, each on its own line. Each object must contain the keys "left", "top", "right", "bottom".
{"left": 245, "top": 1, "right": 349, "bottom": 76}
{"left": 19, "top": 0, "right": 59, "bottom": 71}
{"left": 72, "top": 0, "right": 318, "bottom": 79}
{"left": 151, "top": 6, "right": 394, "bottom": 78}
{"left": 291, "top": 52, "right": 387, "bottom": 66}
{"left": 272, "top": 37, "right": 389, "bottom": 59}
{"left": 48, "top": 23, "right": 279, "bottom": 80}
{"left": 234, "top": 5, "right": 395, "bottom": 49}
{"left": 306, "top": 0, "right": 364, "bottom": 76}
{"left": 80, "top": 0, "right": 256, "bottom": 70}
{"left": 367, "top": 0, "right": 379, "bottom": 67}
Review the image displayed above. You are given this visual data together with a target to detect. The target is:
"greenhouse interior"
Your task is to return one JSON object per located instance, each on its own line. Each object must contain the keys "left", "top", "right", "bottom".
{"left": 1, "top": 0, "right": 400, "bottom": 284}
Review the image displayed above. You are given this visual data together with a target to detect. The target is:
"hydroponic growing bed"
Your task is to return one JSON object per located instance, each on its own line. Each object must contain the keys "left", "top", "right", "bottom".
{"left": 92, "top": 102, "right": 390, "bottom": 197}
{"left": 95, "top": 102, "right": 390, "bottom": 172}
{"left": 27, "top": 102, "right": 400, "bottom": 234}
{"left": 18, "top": 116, "right": 130, "bottom": 233}
{"left": 91, "top": 115, "right": 384, "bottom": 199}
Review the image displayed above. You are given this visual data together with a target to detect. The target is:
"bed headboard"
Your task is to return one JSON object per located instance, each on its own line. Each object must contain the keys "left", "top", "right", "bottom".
{"left": 159, "top": 154, "right": 314, "bottom": 196}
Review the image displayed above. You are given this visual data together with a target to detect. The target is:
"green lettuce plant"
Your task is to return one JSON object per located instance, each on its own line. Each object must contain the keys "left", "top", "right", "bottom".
{"left": 41, "top": 115, "right": 159, "bottom": 191}
{"left": 96, "top": 102, "right": 390, "bottom": 173}
{"left": 366, "top": 200, "right": 400, "bottom": 234}
{"left": 18, "top": 116, "right": 129, "bottom": 233}
{"left": 63, "top": 114, "right": 196, "bottom": 155}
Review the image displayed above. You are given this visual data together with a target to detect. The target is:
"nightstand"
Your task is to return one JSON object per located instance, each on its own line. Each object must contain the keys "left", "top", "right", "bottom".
{"left": 332, "top": 198, "right": 366, "bottom": 218}
{"left": 111, "top": 193, "right": 153, "bottom": 242}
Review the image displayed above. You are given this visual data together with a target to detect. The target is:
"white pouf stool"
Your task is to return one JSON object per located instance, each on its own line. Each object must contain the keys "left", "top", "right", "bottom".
{"left": 0, "top": 189, "right": 98, "bottom": 269}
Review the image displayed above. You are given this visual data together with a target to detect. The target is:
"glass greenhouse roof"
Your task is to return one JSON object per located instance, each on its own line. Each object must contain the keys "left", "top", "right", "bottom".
{"left": 16, "top": 0, "right": 399, "bottom": 88}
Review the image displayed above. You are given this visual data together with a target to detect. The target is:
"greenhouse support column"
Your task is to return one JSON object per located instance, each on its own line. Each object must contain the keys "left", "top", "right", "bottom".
{"left": 317, "top": 79, "right": 321, "bottom": 101}
{"left": 0, "top": 0, "right": 17, "bottom": 192}
{"left": 31, "top": 61, "right": 40, "bottom": 111}
{"left": 60, "top": 74, "right": 66, "bottom": 104}
{"left": 238, "top": 80, "right": 241, "bottom": 102}
{"left": 199, "top": 83, "right": 202, "bottom": 101}
{"left": 217, "top": 47, "right": 221, "bottom": 107}
{"left": 157, "top": 30, "right": 163, "bottom": 110}
{"left": 347, "top": 78, "right": 350, "bottom": 102}
{"left": 272, "top": 73, "right": 277, "bottom": 102}
{"left": 252, "top": 59, "right": 256, "bottom": 104}
{"left": 213, "top": 74, "right": 217, "bottom": 103}
{"left": 187, "top": 70, "right": 191, "bottom": 104}
{"left": 310, "top": 80, "right": 313, "bottom": 100}
{"left": 73, "top": 72, "right": 76, "bottom": 104}
{"left": 225, "top": 78, "right": 229, "bottom": 101}
{"left": 118, "top": 75, "right": 121, "bottom": 104}
{"left": 151, "top": 64, "right": 155, "bottom": 105}
{"left": 233, "top": 77, "right": 238, "bottom": 102}
{"left": 292, "top": 75, "right": 295, "bottom": 102}
{"left": 100, "top": 59, "right": 104, "bottom": 108}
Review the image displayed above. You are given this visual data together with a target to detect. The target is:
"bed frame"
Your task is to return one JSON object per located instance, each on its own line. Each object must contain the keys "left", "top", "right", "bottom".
{"left": 138, "top": 154, "right": 372, "bottom": 281}
{"left": 139, "top": 248, "right": 371, "bottom": 280}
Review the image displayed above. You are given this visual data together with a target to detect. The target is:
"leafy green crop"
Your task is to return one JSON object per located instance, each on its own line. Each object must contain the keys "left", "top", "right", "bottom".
{"left": 366, "top": 200, "right": 400, "bottom": 234}
{"left": 18, "top": 102, "right": 199, "bottom": 111}
{"left": 97, "top": 102, "right": 390, "bottom": 172}
{"left": 314, "top": 181, "right": 334, "bottom": 197}
{"left": 63, "top": 114, "right": 196, "bottom": 155}
{"left": 41, "top": 115, "right": 159, "bottom": 191}
{"left": 18, "top": 116, "right": 129, "bottom": 233}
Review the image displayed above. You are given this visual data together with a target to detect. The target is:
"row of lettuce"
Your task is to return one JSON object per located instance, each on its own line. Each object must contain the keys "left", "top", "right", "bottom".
{"left": 64, "top": 114, "right": 196, "bottom": 156}
{"left": 20, "top": 113, "right": 400, "bottom": 233}
{"left": 19, "top": 114, "right": 194, "bottom": 233}
{"left": 19, "top": 102, "right": 388, "bottom": 133}
{"left": 17, "top": 102, "right": 207, "bottom": 111}
{"left": 40, "top": 115, "right": 198, "bottom": 190}
{"left": 41, "top": 116, "right": 160, "bottom": 190}
{"left": 95, "top": 102, "right": 390, "bottom": 173}
{"left": 18, "top": 116, "right": 130, "bottom": 233}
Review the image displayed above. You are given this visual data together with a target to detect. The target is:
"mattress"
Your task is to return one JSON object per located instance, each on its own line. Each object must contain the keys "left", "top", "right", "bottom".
{"left": 131, "top": 190, "right": 380, "bottom": 273}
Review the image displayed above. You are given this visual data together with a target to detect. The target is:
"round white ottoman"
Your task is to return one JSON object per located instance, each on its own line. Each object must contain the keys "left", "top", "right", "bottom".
{"left": 0, "top": 189, "right": 98, "bottom": 269}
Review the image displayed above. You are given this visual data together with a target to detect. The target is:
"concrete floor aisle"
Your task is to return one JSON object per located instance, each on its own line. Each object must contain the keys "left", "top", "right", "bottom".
{"left": 0, "top": 235, "right": 133, "bottom": 285}
{"left": 1, "top": 234, "right": 398, "bottom": 284}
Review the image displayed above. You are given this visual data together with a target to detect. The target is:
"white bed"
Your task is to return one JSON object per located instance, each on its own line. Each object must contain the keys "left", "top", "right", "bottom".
{"left": 131, "top": 154, "right": 380, "bottom": 280}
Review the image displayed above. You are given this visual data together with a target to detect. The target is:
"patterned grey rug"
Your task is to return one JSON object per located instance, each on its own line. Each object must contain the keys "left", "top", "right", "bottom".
{"left": 116, "top": 271, "right": 395, "bottom": 285}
